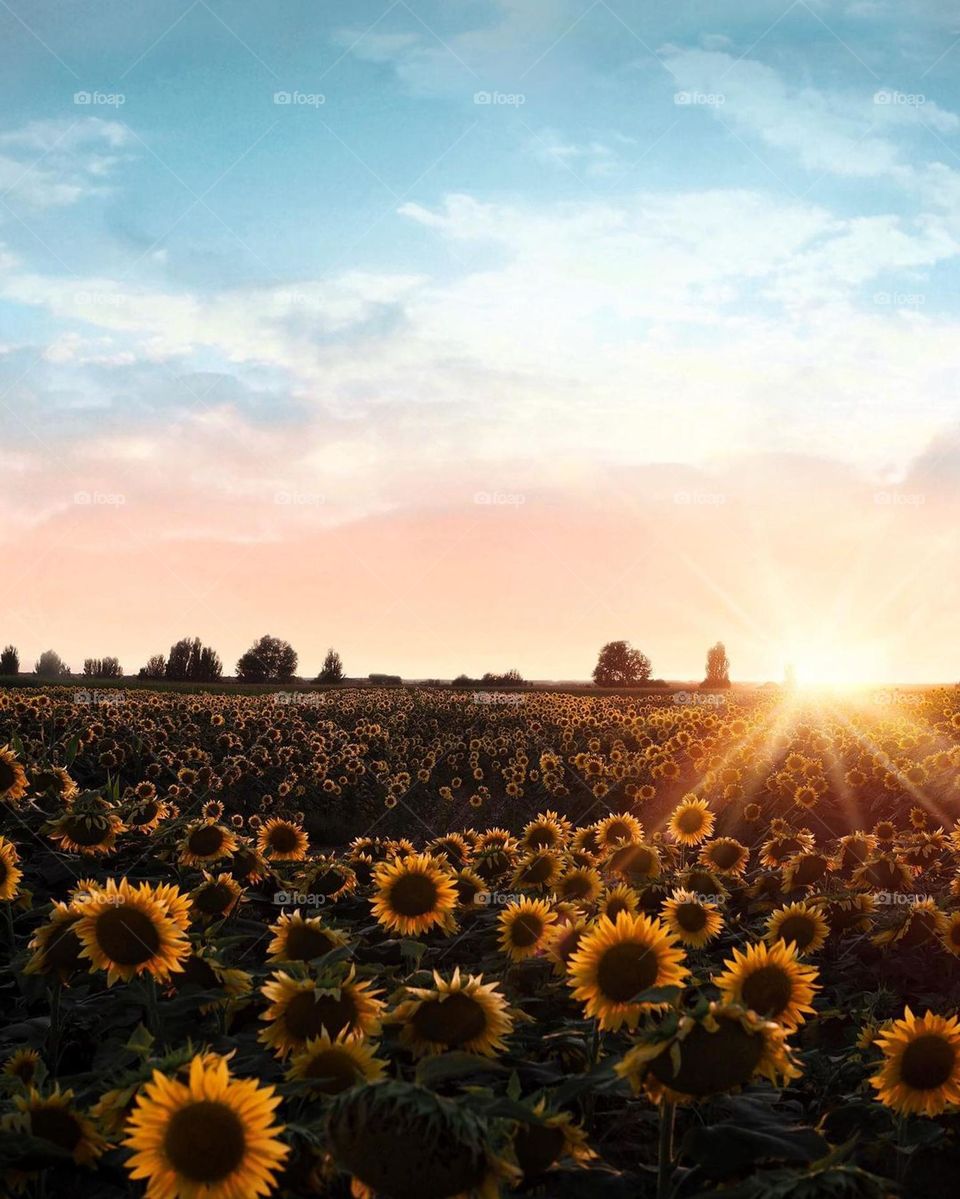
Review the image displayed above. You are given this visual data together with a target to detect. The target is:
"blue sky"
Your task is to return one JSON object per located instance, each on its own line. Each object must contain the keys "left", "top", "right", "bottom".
{"left": 1, "top": 0, "right": 958, "bottom": 680}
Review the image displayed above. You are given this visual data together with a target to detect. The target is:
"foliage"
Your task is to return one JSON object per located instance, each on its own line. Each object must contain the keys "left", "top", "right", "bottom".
{"left": 593, "top": 640, "right": 652, "bottom": 687}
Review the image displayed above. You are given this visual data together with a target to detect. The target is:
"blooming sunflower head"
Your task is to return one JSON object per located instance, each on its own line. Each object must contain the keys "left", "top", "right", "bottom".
{"left": 0, "top": 745, "right": 29, "bottom": 802}
{"left": 511, "top": 849, "right": 563, "bottom": 892}
{"left": 189, "top": 872, "right": 244, "bottom": 923}
{"left": 597, "top": 883, "right": 639, "bottom": 922}
{"left": 266, "top": 909, "right": 348, "bottom": 964}
{"left": 74, "top": 877, "right": 191, "bottom": 986}
{"left": 567, "top": 910, "right": 688, "bottom": 1031}
{"left": 391, "top": 966, "right": 515, "bottom": 1058}
{"left": 371, "top": 852, "right": 459, "bottom": 937}
{"left": 259, "top": 965, "right": 384, "bottom": 1058}
{"left": 661, "top": 889, "right": 724, "bottom": 948}
{"left": 180, "top": 820, "right": 237, "bottom": 867}
{"left": 595, "top": 812, "right": 644, "bottom": 852}
{"left": 764, "top": 901, "right": 830, "bottom": 955}
{"left": 668, "top": 797, "right": 715, "bottom": 846}
{"left": 124, "top": 1054, "right": 288, "bottom": 1198}
{"left": 699, "top": 837, "right": 749, "bottom": 877}
{"left": 2, "top": 1085, "right": 107, "bottom": 1174}
{"left": 498, "top": 896, "right": 558, "bottom": 962}
{"left": 871, "top": 1008, "right": 960, "bottom": 1116}
{"left": 286, "top": 1030, "right": 387, "bottom": 1097}
{"left": 0, "top": 835, "right": 23, "bottom": 901}
{"left": 257, "top": 817, "right": 310, "bottom": 861}
{"left": 714, "top": 939, "right": 819, "bottom": 1031}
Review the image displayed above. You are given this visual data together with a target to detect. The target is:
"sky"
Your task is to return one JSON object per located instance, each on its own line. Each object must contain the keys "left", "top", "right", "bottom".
{"left": 0, "top": 0, "right": 958, "bottom": 683}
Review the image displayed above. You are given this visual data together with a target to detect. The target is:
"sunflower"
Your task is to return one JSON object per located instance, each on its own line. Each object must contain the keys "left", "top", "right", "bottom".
{"left": 871, "top": 1008, "right": 960, "bottom": 1116}
{"left": 266, "top": 909, "right": 348, "bottom": 963}
{"left": 519, "top": 810, "right": 569, "bottom": 852}
{"left": 661, "top": 889, "right": 723, "bottom": 948}
{"left": 189, "top": 872, "right": 244, "bottom": 923}
{"left": 257, "top": 817, "right": 310, "bottom": 861}
{"left": 714, "top": 940, "right": 819, "bottom": 1030}
{"left": 510, "top": 1100, "right": 595, "bottom": 1180}
{"left": 179, "top": 821, "right": 237, "bottom": 867}
{"left": 556, "top": 865, "right": 603, "bottom": 905}
{"left": 668, "top": 797, "right": 715, "bottom": 846}
{"left": 47, "top": 806, "right": 126, "bottom": 855}
{"left": 392, "top": 967, "right": 514, "bottom": 1058}
{"left": 567, "top": 911, "right": 688, "bottom": 1031}
{"left": 0, "top": 835, "right": 22, "bottom": 900}
{"left": 3, "top": 1048, "right": 41, "bottom": 1086}
{"left": 873, "top": 898, "right": 948, "bottom": 949}
{"left": 74, "top": 878, "right": 191, "bottom": 986}
{"left": 326, "top": 1081, "right": 517, "bottom": 1199}
{"left": 259, "top": 967, "right": 384, "bottom": 1057}
{"left": 941, "top": 913, "right": 960, "bottom": 956}
{"left": 226, "top": 842, "right": 271, "bottom": 884}
{"left": 606, "top": 841, "right": 661, "bottom": 885}
{"left": 23, "top": 901, "right": 86, "bottom": 981}
{"left": 124, "top": 1054, "right": 289, "bottom": 1199}
{"left": 2, "top": 1086, "right": 107, "bottom": 1173}
{"left": 0, "top": 745, "right": 28, "bottom": 802}
{"left": 498, "top": 897, "right": 558, "bottom": 962}
{"left": 851, "top": 853, "right": 915, "bottom": 893}
{"left": 548, "top": 917, "right": 588, "bottom": 975}
{"left": 371, "top": 853, "right": 458, "bottom": 937}
{"left": 511, "top": 849, "right": 563, "bottom": 891}
{"left": 286, "top": 1030, "right": 387, "bottom": 1097}
{"left": 765, "top": 901, "right": 830, "bottom": 955}
{"left": 597, "top": 883, "right": 639, "bottom": 921}
{"left": 595, "top": 812, "right": 644, "bottom": 852}
{"left": 124, "top": 796, "right": 171, "bottom": 833}
{"left": 699, "top": 837, "right": 749, "bottom": 876}
{"left": 454, "top": 867, "right": 487, "bottom": 908}
{"left": 616, "top": 1003, "right": 802, "bottom": 1104}
{"left": 815, "top": 892, "right": 875, "bottom": 934}
{"left": 172, "top": 947, "right": 253, "bottom": 1012}
{"left": 759, "top": 831, "right": 815, "bottom": 869}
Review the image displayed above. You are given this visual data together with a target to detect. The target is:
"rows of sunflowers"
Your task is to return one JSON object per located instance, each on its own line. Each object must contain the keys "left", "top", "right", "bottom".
{"left": 1, "top": 684, "right": 959, "bottom": 1197}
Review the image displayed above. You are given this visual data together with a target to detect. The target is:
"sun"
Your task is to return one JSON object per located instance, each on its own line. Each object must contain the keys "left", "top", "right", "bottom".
{"left": 777, "top": 636, "right": 885, "bottom": 690}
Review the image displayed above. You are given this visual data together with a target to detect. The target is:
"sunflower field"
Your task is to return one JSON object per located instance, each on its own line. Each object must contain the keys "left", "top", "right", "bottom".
{"left": 1, "top": 684, "right": 960, "bottom": 1198}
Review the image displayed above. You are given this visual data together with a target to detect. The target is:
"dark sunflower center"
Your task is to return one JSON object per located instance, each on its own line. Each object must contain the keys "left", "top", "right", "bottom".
{"left": 267, "top": 824, "right": 301, "bottom": 853}
{"left": 389, "top": 872, "right": 439, "bottom": 917}
{"left": 411, "top": 992, "right": 487, "bottom": 1046}
{"left": 311, "top": 868, "right": 346, "bottom": 895}
{"left": 740, "top": 965, "right": 793, "bottom": 1019}
{"left": 513, "top": 1122, "right": 566, "bottom": 1177}
{"left": 509, "top": 913, "right": 543, "bottom": 948}
{"left": 684, "top": 871, "right": 718, "bottom": 894}
{"left": 596, "top": 941, "right": 659, "bottom": 1002}
{"left": 677, "top": 809, "right": 704, "bottom": 834}
{"left": 521, "top": 856, "right": 554, "bottom": 884}
{"left": 30, "top": 1105, "right": 83, "bottom": 1151}
{"left": 179, "top": 955, "right": 220, "bottom": 989}
{"left": 708, "top": 843, "right": 741, "bottom": 869}
{"left": 195, "top": 884, "right": 235, "bottom": 914}
{"left": 301, "top": 1048, "right": 360, "bottom": 1093}
{"left": 283, "top": 922, "right": 337, "bottom": 961}
{"left": 189, "top": 825, "right": 226, "bottom": 856}
{"left": 675, "top": 902, "right": 707, "bottom": 932}
{"left": 94, "top": 906, "right": 162, "bottom": 965}
{"left": 899, "top": 1034, "right": 956, "bottom": 1091}
{"left": 0, "top": 759, "right": 16, "bottom": 791}
{"left": 456, "top": 877, "right": 480, "bottom": 904}
{"left": 791, "top": 856, "right": 827, "bottom": 885}
{"left": 528, "top": 827, "right": 557, "bottom": 849}
{"left": 42, "top": 921, "right": 83, "bottom": 973}
{"left": 285, "top": 988, "right": 358, "bottom": 1039}
{"left": 129, "top": 801, "right": 159, "bottom": 826}
{"left": 605, "top": 822, "right": 631, "bottom": 843}
{"left": 561, "top": 874, "right": 593, "bottom": 900}
{"left": 163, "top": 1100, "right": 246, "bottom": 1182}
{"left": 0, "top": 859, "right": 7, "bottom": 886}
{"left": 649, "top": 1017, "right": 765, "bottom": 1096}
{"left": 776, "top": 915, "right": 816, "bottom": 949}
{"left": 61, "top": 814, "right": 111, "bottom": 846}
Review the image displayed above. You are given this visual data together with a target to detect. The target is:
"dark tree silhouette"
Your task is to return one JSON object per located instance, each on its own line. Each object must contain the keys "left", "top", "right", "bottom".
{"left": 166, "top": 637, "right": 222, "bottom": 682}
{"left": 236, "top": 634, "right": 298, "bottom": 683}
{"left": 317, "top": 648, "right": 344, "bottom": 683}
{"left": 35, "top": 649, "right": 70, "bottom": 678}
{"left": 481, "top": 669, "right": 526, "bottom": 686}
{"left": 83, "top": 657, "right": 123, "bottom": 679}
{"left": 0, "top": 645, "right": 19, "bottom": 674}
{"left": 139, "top": 654, "right": 166, "bottom": 680}
{"left": 593, "top": 641, "right": 652, "bottom": 687}
{"left": 703, "top": 641, "right": 731, "bottom": 689}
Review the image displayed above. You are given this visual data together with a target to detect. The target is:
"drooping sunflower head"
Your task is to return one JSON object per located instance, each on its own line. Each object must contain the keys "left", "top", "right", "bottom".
{"left": 605, "top": 841, "right": 661, "bottom": 885}
{"left": 714, "top": 939, "right": 819, "bottom": 1031}
{"left": 616, "top": 1002, "right": 802, "bottom": 1103}
{"left": 765, "top": 901, "right": 830, "bottom": 955}
{"left": 179, "top": 820, "right": 238, "bottom": 866}
{"left": 2, "top": 1048, "right": 42, "bottom": 1087}
{"left": 871, "top": 1007, "right": 960, "bottom": 1116}
{"left": 668, "top": 797, "right": 715, "bottom": 846}
{"left": 259, "top": 966, "right": 384, "bottom": 1058}
{"left": 371, "top": 852, "right": 459, "bottom": 937}
{"left": 3, "top": 1086, "right": 107, "bottom": 1173}
{"left": 427, "top": 833, "right": 472, "bottom": 868}
{"left": 326, "top": 1081, "right": 517, "bottom": 1199}
{"left": 509, "top": 1100, "right": 595, "bottom": 1180}
{"left": 661, "top": 888, "right": 724, "bottom": 948}
{"left": 266, "top": 909, "right": 348, "bottom": 964}
{"left": 0, "top": 835, "right": 23, "bottom": 900}
{"left": 23, "top": 901, "right": 86, "bottom": 981}
{"left": 189, "top": 872, "right": 244, "bottom": 923}
{"left": 699, "top": 837, "right": 749, "bottom": 876}
{"left": 74, "top": 877, "right": 191, "bottom": 986}
{"left": 286, "top": 1031, "right": 387, "bottom": 1097}
{"left": 392, "top": 967, "right": 514, "bottom": 1058}
{"left": 47, "top": 804, "right": 126, "bottom": 856}
{"left": 567, "top": 910, "right": 688, "bottom": 1031}
{"left": 873, "top": 898, "right": 948, "bottom": 949}
{"left": 124, "top": 1054, "right": 289, "bottom": 1198}
{"left": 0, "top": 745, "right": 28, "bottom": 802}
{"left": 511, "top": 849, "right": 563, "bottom": 891}
{"left": 454, "top": 867, "right": 487, "bottom": 908}
{"left": 498, "top": 896, "right": 558, "bottom": 961}
{"left": 851, "top": 852, "right": 915, "bottom": 894}
{"left": 257, "top": 817, "right": 310, "bottom": 861}
{"left": 296, "top": 856, "right": 358, "bottom": 902}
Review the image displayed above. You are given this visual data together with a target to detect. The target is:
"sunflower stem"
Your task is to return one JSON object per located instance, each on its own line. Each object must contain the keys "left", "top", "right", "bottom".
{"left": 145, "top": 976, "right": 164, "bottom": 1047}
{"left": 656, "top": 1099, "right": 676, "bottom": 1199}
{"left": 47, "top": 978, "right": 62, "bottom": 1073}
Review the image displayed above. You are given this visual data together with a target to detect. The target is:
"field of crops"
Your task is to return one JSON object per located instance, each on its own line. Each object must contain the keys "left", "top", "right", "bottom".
{"left": 1, "top": 685, "right": 960, "bottom": 1198}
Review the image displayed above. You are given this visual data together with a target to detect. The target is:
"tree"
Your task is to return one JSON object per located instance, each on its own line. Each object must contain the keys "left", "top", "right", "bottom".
{"left": 35, "top": 649, "right": 70, "bottom": 678}
{"left": 236, "top": 634, "right": 298, "bottom": 683}
{"left": 592, "top": 641, "right": 652, "bottom": 688}
{"left": 480, "top": 669, "right": 526, "bottom": 686}
{"left": 139, "top": 654, "right": 166, "bottom": 680}
{"left": 82, "top": 656, "right": 122, "bottom": 679}
{"left": 317, "top": 648, "right": 344, "bottom": 683}
{"left": 0, "top": 645, "right": 19, "bottom": 674}
{"left": 703, "top": 641, "right": 731, "bottom": 689}
{"left": 165, "top": 637, "right": 222, "bottom": 682}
